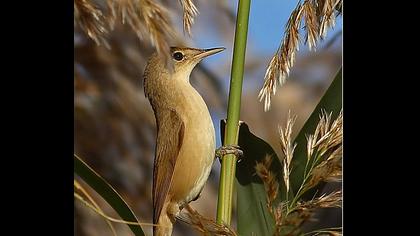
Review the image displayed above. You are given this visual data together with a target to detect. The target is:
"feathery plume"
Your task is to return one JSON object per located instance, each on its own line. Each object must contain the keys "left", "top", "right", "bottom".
{"left": 258, "top": 4, "right": 303, "bottom": 111}
{"left": 255, "top": 155, "right": 279, "bottom": 211}
{"left": 319, "top": 0, "right": 340, "bottom": 39}
{"left": 296, "top": 190, "right": 342, "bottom": 210}
{"left": 113, "top": 0, "right": 176, "bottom": 57}
{"left": 179, "top": 0, "right": 199, "bottom": 36}
{"left": 74, "top": 0, "right": 109, "bottom": 47}
{"left": 278, "top": 111, "right": 298, "bottom": 194}
{"left": 258, "top": 51, "right": 280, "bottom": 112}
{"left": 306, "top": 146, "right": 342, "bottom": 189}
{"left": 255, "top": 110, "right": 342, "bottom": 235}
{"left": 307, "top": 110, "right": 342, "bottom": 159}
{"left": 258, "top": 0, "right": 342, "bottom": 111}
{"left": 305, "top": 110, "right": 342, "bottom": 189}
{"left": 75, "top": 0, "right": 177, "bottom": 57}
{"left": 302, "top": 0, "right": 319, "bottom": 51}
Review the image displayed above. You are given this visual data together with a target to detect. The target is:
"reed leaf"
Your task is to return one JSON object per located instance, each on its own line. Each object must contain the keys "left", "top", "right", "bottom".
{"left": 290, "top": 68, "right": 342, "bottom": 192}
{"left": 74, "top": 154, "right": 145, "bottom": 236}
{"left": 220, "top": 121, "right": 285, "bottom": 236}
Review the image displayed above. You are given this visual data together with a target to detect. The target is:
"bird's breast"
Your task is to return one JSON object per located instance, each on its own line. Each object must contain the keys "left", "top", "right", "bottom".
{"left": 169, "top": 85, "right": 216, "bottom": 204}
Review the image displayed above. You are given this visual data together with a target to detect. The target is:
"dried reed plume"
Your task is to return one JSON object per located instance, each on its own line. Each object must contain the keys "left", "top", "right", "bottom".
{"left": 302, "top": 109, "right": 342, "bottom": 192}
{"left": 278, "top": 111, "right": 297, "bottom": 194}
{"left": 179, "top": 0, "right": 199, "bottom": 36}
{"left": 306, "top": 110, "right": 343, "bottom": 184}
{"left": 74, "top": 0, "right": 199, "bottom": 57}
{"left": 74, "top": 0, "right": 109, "bottom": 47}
{"left": 306, "top": 146, "right": 342, "bottom": 190}
{"left": 258, "top": 4, "right": 302, "bottom": 111}
{"left": 303, "top": 0, "right": 319, "bottom": 51}
{"left": 112, "top": 0, "right": 176, "bottom": 56}
{"left": 255, "top": 155, "right": 279, "bottom": 211}
{"left": 255, "top": 110, "right": 342, "bottom": 235}
{"left": 255, "top": 155, "right": 284, "bottom": 235}
{"left": 306, "top": 110, "right": 342, "bottom": 157}
{"left": 295, "top": 190, "right": 342, "bottom": 211}
{"left": 177, "top": 205, "right": 237, "bottom": 236}
{"left": 319, "top": 0, "right": 341, "bottom": 39}
{"left": 258, "top": 0, "right": 342, "bottom": 111}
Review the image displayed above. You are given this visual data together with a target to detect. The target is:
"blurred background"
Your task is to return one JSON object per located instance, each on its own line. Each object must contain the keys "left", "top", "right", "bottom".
{"left": 74, "top": 0, "right": 342, "bottom": 235}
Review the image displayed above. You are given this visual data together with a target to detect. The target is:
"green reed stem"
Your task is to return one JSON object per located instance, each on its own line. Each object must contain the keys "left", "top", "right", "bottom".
{"left": 216, "top": 0, "right": 251, "bottom": 226}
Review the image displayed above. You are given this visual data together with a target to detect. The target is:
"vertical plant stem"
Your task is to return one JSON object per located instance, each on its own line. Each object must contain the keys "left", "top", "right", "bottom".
{"left": 216, "top": 0, "right": 251, "bottom": 226}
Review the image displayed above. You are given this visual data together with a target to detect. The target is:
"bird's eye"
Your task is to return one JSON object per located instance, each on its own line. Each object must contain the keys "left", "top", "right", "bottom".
{"left": 173, "top": 52, "right": 184, "bottom": 61}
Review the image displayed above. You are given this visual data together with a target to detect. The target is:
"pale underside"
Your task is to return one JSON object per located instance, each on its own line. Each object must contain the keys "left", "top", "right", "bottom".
{"left": 152, "top": 78, "right": 216, "bottom": 227}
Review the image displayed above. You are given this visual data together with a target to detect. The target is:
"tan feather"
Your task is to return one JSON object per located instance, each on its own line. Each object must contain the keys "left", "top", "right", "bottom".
{"left": 152, "top": 109, "right": 185, "bottom": 226}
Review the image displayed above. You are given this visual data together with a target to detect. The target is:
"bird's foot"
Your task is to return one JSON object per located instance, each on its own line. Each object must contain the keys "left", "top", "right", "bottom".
{"left": 215, "top": 144, "right": 243, "bottom": 163}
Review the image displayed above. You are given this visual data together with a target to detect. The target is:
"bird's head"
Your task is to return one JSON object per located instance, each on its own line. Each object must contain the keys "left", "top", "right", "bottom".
{"left": 167, "top": 47, "right": 225, "bottom": 75}
{"left": 143, "top": 47, "right": 225, "bottom": 100}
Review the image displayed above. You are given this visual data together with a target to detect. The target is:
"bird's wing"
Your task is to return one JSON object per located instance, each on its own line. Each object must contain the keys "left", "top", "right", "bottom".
{"left": 153, "top": 109, "right": 185, "bottom": 224}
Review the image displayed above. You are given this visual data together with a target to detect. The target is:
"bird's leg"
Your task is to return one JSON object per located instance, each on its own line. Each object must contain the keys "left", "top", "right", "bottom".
{"left": 215, "top": 144, "right": 243, "bottom": 163}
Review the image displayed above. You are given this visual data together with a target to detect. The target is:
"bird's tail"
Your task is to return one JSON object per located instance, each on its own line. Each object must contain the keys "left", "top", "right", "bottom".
{"left": 153, "top": 212, "right": 174, "bottom": 236}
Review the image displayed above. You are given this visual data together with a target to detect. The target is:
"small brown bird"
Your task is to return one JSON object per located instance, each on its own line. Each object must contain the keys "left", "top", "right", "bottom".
{"left": 143, "top": 47, "right": 225, "bottom": 236}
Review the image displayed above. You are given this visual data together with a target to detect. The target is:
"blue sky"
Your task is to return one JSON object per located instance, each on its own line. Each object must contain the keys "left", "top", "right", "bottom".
{"left": 196, "top": 0, "right": 342, "bottom": 63}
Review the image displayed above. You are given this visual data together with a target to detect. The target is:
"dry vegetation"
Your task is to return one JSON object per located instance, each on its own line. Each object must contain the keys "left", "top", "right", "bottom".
{"left": 255, "top": 111, "right": 342, "bottom": 236}
{"left": 258, "top": 0, "right": 342, "bottom": 111}
{"left": 74, "top": 0, "right": 342, "bottom": 235}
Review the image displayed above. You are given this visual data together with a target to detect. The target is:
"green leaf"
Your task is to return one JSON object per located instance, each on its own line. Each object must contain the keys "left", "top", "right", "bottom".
{"left": 221, "top": 121, "right": 285, "bottom": 236}
{"left": 290, "top": 68, "right": 342, "bottom": 194}
{"left": 74, "top": 154, "right": 145, "bottom": 236}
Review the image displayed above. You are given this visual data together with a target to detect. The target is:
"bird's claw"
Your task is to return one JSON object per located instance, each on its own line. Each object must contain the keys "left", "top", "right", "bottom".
{"left": 215, "top": 144, "right": 243, "bottom": 163}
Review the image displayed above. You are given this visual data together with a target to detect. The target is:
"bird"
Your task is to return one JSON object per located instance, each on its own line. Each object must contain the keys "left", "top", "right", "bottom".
{"left": 143, "top": 46, "right": 226, "bottom": 236}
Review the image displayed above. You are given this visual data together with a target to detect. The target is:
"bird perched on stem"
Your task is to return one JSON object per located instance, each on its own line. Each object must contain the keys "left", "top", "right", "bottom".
{"left": 144, "top": 47, "right": 241, "bottom": 236}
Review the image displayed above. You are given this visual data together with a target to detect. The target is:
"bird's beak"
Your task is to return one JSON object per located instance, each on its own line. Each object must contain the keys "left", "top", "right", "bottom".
{"left": 194, "top": 47, "right": 226, "bottom": 60}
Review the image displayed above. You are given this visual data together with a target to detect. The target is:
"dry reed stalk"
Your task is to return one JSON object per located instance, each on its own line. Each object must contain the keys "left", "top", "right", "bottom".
{"left": 74, "top": 180, "right": 117, "bottom": 236}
